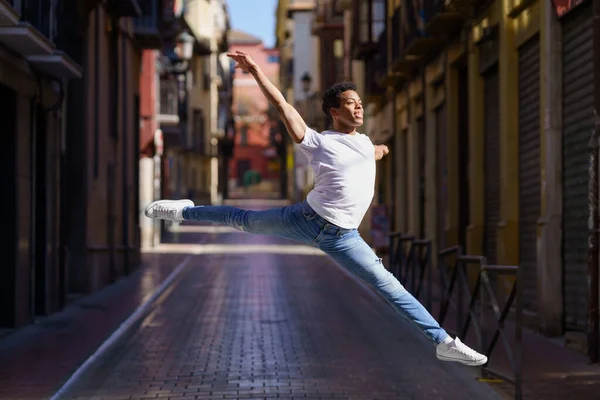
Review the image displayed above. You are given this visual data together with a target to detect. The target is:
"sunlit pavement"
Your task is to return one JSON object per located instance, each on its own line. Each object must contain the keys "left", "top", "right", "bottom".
{"left": 53, "top": 214, "right": 500, "bottom": 400}
{"left": 0, "top": 252, "right": 193, "bottom": 400}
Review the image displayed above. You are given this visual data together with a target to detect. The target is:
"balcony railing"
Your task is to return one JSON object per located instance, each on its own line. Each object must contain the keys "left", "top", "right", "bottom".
{"left": 135, "top": 0, "right": 157, "bottom": 30}
{"left": 351, "top": 0, "right": 385, "bottom": 59}
{"left": 134, "top": 0, "right": 162, "bottom": 48}
{"left": 388, "top": 0, "right": 446, "bottom": 68}
{"left": 315, "top": 0, "right": 344, "bottom": 23}
{"left": 422, "top": 0, "right": 463, "bottom": 37}
{"left": 107, "top": 0, "right": 141, "bottom": 17}
{"left": 159, "top": 78, "right": 178, "bottom": 117}
{"left": 365, "top": 56, "right": 384, "bottom": 100}
{"left": 20, "top": 0, "right": 58, "bottom": 42}
{"left": 374, "top": 29, "right": 387, "bottom": 85}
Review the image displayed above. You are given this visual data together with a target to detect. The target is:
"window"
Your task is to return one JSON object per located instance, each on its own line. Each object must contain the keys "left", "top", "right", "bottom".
{"left": 357, "top": 0, "right": 386, "bottom": 44}
{"left": 237, "top": 102, "right": 249, "bottom": 116}
{"left": 240, "top": 125, "right": 248, "bottom": 146}
{"left": 267, "top": 54, "right": 279, "bottom": 63}
{"left": 193, "top": 109, "right": 205, "bottom": 153}
{"left": 372, "top": 0, "right": 386, "bottom": 41}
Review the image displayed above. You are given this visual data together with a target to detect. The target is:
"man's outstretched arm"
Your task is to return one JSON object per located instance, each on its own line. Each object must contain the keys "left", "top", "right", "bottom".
{"left": 227, "top": 51, "right": 307, "bottom": 144}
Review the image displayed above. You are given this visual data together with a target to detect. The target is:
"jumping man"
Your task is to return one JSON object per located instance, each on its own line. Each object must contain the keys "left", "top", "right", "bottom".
{"left": 144, "top": 50, "right": 487, "bottom": 367}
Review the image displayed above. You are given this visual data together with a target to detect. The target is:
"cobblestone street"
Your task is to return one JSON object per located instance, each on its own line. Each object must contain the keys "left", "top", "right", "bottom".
{"left": 57, "top": 222, "right": 500, "bottom": 400}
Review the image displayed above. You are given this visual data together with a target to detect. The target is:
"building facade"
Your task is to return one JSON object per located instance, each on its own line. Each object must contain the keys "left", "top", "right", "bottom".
{"left": 276, "top": 0, "right": 327, "bottom": 202}
{"left": 0, "top": 0, "right": 143, "bottom": 329}
{"left": 317, "top": 0, "right": 600, "bottom": 360}
{"left": 228, "top": 30, "right": 281, "bottom": 197}
{"left": 138, "top": 0, "right": 233, "bottom": 249}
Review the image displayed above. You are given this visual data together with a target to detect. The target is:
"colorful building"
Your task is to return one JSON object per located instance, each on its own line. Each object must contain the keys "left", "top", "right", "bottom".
{"left": 138, "top": 0, "right": 233, "bottom": 249}
{"left": 228, "top": 30, "right": 282, "bottom": 197}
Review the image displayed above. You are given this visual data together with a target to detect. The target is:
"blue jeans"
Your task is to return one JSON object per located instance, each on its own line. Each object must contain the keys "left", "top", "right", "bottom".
{"left": 182, "top": 200, "right": 449, "bottom": 344}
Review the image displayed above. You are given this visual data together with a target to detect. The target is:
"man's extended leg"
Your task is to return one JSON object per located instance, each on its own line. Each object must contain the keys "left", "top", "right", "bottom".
{"left": 144, "top": 199, "right": 315, "bottom": 244}
{"left": 320, "top": 230, "right": 488, "bottom": 366}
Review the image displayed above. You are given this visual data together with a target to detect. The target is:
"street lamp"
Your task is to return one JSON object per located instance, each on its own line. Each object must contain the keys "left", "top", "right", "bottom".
{"left": 177, "top": 31, "right": 195, "bottom": 62}
{"left": 165, "top": 31, "right": 195, "bottom": 73}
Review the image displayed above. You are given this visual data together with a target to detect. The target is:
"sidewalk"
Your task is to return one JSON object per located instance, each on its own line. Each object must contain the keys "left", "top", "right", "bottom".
{"left": 381, "top": 254, "right": 600, "bottom": 400}
{"left": 0, "top": 252, "right": 190, "bottom": 400}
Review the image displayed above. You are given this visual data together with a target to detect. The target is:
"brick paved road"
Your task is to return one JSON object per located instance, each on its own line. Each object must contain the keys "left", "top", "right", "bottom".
{"left": 60, "top": 227, "right": 501, "bottom": 400}
{"left": 0, "top": 252, "right": 192, "bottom": 400}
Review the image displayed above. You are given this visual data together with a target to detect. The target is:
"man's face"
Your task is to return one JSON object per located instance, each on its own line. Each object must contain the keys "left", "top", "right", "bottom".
{"left": 331, "top": 90, "right": 363, "bottom": 127}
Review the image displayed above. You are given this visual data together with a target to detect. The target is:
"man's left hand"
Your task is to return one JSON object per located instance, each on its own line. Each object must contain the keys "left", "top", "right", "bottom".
{"left": 374, "top": 145, "right": 389, "bottom": 161}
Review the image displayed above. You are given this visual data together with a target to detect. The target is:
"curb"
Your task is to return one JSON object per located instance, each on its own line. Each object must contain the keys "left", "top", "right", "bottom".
{"left": 49, "top": 255, "right": 192, "bottom": 400}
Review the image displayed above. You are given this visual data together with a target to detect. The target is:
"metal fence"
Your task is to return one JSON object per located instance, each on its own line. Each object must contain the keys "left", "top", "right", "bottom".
{"left": 389, "top": 233, "right": 523, "bottom": 399}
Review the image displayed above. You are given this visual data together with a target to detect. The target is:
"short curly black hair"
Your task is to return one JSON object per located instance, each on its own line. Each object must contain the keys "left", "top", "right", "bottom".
{"left": 321, "top": 81, "right": 357, "bottom": 117}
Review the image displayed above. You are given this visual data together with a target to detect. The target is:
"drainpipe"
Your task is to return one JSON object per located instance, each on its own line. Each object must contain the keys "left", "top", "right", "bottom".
{"left": 109, "top": 14, "right": 119, "bottom": 282}
{"left": 588, "top": 0, "right": 600, "bottom": 363}
{"left": 121, "top": 33, "right": 130, "bottom": 275}
{"left": 391, "top": 92, "right": 397, "bottom": 231}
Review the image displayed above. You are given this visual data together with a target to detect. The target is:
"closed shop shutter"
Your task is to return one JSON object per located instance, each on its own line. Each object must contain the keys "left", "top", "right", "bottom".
{"left": 418, "top": 118, "right": 426, "bottom": 237}
{"left": 562, "top": 3, "right": 594, "bottom": 331}
{"left": 483, "top": 67, "right": 500, "bottom": 265}
{"left": 458, "top": 65, "right": 470, "bottom": 250}
{"left": 436, "top": 104, "right": 447, "bottom": 251}
{"left": 401, "top": 129, "right": 409, "bottom": 232}
{"left": 518, "top": 35, "right": 541, "bottom": 314}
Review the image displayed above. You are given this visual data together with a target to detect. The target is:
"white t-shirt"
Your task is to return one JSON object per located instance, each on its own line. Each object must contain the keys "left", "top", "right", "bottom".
{"left": 298, "top": 126, "right": 375, "bottom": 229}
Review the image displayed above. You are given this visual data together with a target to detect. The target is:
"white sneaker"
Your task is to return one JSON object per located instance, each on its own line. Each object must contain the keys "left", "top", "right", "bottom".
{"left": 436, "top": 337, "right": 488, "bottom": 366}
{"left": 144, "top": 199, "right": 194, "bottom": 222}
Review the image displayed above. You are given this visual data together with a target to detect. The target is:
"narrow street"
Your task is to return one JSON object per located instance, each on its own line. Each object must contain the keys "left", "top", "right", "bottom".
{"left": 57, "top": 211, "right": 500, "bottom": 400}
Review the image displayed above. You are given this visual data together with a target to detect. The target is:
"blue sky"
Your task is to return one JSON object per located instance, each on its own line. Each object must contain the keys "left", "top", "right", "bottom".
{"left": 227, "top": 0, "right": 278, "bottom": 48}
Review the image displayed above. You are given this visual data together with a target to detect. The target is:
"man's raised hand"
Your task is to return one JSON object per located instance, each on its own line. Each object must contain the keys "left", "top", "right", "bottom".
{"left": 227, "top": 50, "right": 259, "bottom": 74}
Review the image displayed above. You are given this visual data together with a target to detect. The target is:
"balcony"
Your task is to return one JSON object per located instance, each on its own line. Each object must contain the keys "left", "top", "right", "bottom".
{"left": 0, "top": 0, "right": 82, "bottom": 79}
{"left": 27, "top": 50, "right": 81, "bottom": 78}
{"left": 446, "top": 0, "right": 484, "bottom": 8}
{"left": 402, "top": 0, "right": 441, "bottom": 57}
{"left": 158, "top": 78, "right": 179, "bottom": 125}
{"left": 0, "top": 22, "right": 53, "bottom": 55}
{"left": 422, "top": 0, "right": 463, "bottom": 37}
{"left": 389, "top": 0, "right": 445, "bottom": 74}
{"left": 134, "top": 0, "right": 162, "bottom": 49}
{"left": 351, "top": 0, "right": 386, "bottom": 60}
{"left": 108, "top": 0, "right": 141, "bottom": 17}
{"left": 390, "top": 6, "right": 410, "bottom": 76}
{"left": 312, "top": 0, "right": 344, "bottom": 34}
{"left": 365, "top": 54, "right": 384, "bottom": 104}
{"left": 0, "top": 0, "right": 19, "bottom": 26}
{"left": 373, "top": 29, "right": 388, "bottom": 88}
{"left": 0, "top": 0, "right": 55, "bottom": 56}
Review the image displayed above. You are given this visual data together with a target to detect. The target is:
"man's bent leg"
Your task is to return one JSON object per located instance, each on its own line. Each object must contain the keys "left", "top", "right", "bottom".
{"left": 321, "top": 231, "right": 449, "bottom": 344}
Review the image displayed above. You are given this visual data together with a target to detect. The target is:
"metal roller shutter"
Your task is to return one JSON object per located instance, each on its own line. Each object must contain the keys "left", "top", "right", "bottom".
{"left": 484, "top": 67, "right": 500, "bottom": 265}
{"left": 458, "top": 66, "right": 470, "bottom": 250}
{"left": 518, "top": 35, "right": 541, "bottom": 314}
{"left": 562, "top": 3, "right": 594, "bottom": 331}
{"left": 418, "top": 118, "right": 426, "bottom": 237}
{"left": 436, "top": 104, "right": 447, "bottom": 251}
